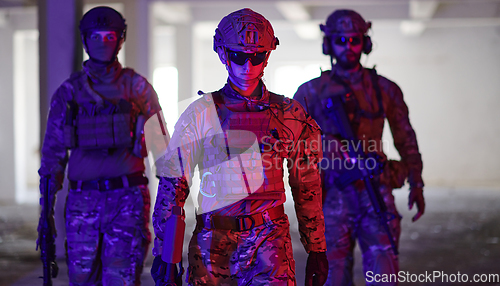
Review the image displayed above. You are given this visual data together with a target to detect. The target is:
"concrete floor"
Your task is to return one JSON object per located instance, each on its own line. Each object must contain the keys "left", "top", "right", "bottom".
{"left": 1, "top": 186, "right": 500, "bottom": 286}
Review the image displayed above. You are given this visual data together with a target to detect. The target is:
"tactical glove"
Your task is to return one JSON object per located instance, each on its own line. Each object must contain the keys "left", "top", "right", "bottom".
{"left": 409, "top": 187, "right": 425, "bottom": 222}
{"left": 151, "top": 256, "right": 182, "bottom": 286}
{"left": 305, "top": 251, "right": 328, "bottom": 286}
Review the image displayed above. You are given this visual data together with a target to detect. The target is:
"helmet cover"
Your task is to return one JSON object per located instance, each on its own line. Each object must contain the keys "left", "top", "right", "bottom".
{"left": 213, "top": 8, "right": 279, "bottom": 53}
{"left": 79, "top": 6, "right": 127, "bottom": 40}
{"left": 320, "top": 9, "right": 371, "bottom": 35}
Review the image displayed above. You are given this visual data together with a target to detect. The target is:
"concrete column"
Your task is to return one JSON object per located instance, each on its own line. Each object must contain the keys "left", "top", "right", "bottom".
{"left": 123, "top": 0, "right": 159, "bottom": 222}
{"left": 0, "top": 24, "right": 15, "bottom": 203}
{"left": 124, "top": 0, "right": 150, "bottom": 78}
{"left": 38, "top": 0, "right": 82, "bottom": 258}
{"left": 176, "top": 24, "right": 193, "bottom": 102}
{"left": 39, "top": 0, "right": 81, "bottom": 139}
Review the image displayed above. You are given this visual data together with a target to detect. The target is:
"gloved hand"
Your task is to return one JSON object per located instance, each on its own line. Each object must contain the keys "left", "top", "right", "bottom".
{"left": 305, "top": 251, "right": 328, "bottom": 286}
{"left": 37, "top": 176, "right": 60, "bottom": 247}
{"left": 151, "top": 256, "right": 181, "bottom": 286}
{"left": 408, "top": 187, "right": 425, "bottom": 222}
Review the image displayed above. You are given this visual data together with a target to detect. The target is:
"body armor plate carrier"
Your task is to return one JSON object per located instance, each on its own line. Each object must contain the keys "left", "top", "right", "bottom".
{"left": 200, "top": 91, "right": 286, "bottom": 202}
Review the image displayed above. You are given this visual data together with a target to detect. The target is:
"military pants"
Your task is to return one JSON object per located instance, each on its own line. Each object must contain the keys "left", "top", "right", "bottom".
{"left": 187, "top": 214, "right": 296, "bottom": 286}
{"left": 323, "top": 181, "right": 401, "bottom": 286}
{"left": 65, "top": 185, "right": 151, "bottom": 286}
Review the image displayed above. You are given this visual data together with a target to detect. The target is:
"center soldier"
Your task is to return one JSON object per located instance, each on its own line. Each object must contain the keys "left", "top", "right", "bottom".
{"left": 150, "top": 8, "right": 328, "bottom": 286}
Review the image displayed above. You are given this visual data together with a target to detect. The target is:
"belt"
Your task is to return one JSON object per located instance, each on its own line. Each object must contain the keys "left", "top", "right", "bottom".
{"left": 69, "top": 172, "right": 149, "bottom": 191}
{"left": 196, "top": 204, "right": 285, "bottom": 232}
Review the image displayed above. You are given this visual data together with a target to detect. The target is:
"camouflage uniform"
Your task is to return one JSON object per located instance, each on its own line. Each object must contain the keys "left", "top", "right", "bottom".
{"left": 294, "top": 65, "right": 423, "bottom": 285}
{"left": 39, "top": 59, "right": 160, "bottom": 285}
{"left": 153, "top": 82, "right": 326, "bottom": 286}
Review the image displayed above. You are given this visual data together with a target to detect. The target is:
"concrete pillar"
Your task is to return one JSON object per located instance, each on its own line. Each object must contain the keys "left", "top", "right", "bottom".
{"left": 123, "top": 0, "right": 160, "bottom": 226}
{"left": 176, "top": 24, "right": 193, "bottom": 102}
{"left": 124, "top": 0, "right": 150, "bottom": 78}
{"left": 0, "top": 24, "right": 15, "bottom": 203}
{"left": 39, "top": 0, "right": 82, "bottom": 139}
{"left": 38, "top": 0, "right": 82, "bottom": 258}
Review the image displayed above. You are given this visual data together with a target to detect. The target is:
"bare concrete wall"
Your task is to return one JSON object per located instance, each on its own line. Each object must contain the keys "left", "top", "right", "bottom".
{"left": 368, "top": 24, "right": 500, "bottom": 188}
{"left": 0, "top": 23, "right": 15, "bottom": 203}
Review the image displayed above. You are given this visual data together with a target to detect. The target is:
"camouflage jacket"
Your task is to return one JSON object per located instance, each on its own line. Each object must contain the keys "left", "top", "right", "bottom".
{"left": 39, "top": 60, "right": 161, "bottom": 185}
{"left": 153, "top": 82, "right": 327, "bottom": 256}
{"left": 294, "top": 65, "right": 423, "bottom": 188}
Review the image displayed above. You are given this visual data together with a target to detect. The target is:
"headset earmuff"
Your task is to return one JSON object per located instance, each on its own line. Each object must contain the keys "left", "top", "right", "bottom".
{"left": 322, "top": 36, "right": 332, "bottom": 56}
{"left": 363, "top": 35, "right": 372, "bottom": 54}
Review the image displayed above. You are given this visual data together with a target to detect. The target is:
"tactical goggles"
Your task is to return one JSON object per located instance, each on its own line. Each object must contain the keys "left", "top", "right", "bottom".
{"left": 333, "top": 35, "right": 362, "bottom": 46}
{"left": 227, "top": 50, "right": 268, "bottom": 66}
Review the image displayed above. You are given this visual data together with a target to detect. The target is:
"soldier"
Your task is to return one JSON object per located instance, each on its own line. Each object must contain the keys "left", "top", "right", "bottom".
{"left": 294, "top": 9, "right": 425, "bottom": 286}
{"left": 151, "top": 8, "right": 328, "bottom": 286}
{"left": 38, "top": 6, "right": 161, "bottom": 285}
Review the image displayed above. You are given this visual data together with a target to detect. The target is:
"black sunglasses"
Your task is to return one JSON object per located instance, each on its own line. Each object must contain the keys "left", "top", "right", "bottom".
{"left": 227, "top": 50, "right": 268, "bottom": 66}
{"left": 333, "top": 36, "right": 362, "bottom": 46}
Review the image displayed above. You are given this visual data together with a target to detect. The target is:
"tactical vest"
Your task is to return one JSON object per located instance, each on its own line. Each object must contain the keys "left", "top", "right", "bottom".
{"left": 63, "top": 72, "right": 136, "bottom": 150}
{"left": 200, "top": 91, "right": 286, "bottom": 202}
{"left": 316, "top": 68, "right": 400, "bottom": 189}
{"left": 319, "top": 68, "right": 385, "bottom": 137}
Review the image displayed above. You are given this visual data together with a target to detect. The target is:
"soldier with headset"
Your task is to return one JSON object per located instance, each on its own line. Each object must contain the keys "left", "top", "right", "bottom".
{"left": 294, "top": 9, "right": 425, "bottom": 286}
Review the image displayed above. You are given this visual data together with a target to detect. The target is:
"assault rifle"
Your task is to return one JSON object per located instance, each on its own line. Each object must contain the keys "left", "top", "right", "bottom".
{"left": 38, "top": 177, "right": 59, "bottom": 285}
{"left": 324, "top": 94, "right": 399, "bottom": 255}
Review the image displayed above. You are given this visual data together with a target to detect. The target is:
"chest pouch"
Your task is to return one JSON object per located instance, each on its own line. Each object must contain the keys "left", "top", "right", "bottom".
{"left": 200, "top": 92, "right": 285, "bottom": 202}
{"left": 73, "top": 99, "right": 133, "bottom": 149}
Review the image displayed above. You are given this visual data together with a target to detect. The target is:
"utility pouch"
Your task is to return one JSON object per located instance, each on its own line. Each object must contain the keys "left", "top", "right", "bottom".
{"left": 64, "top": 126, "right": 77, "bottom": 148}
{"left": 76, "top": 115, "right": 98, "bottom": 148}
{"left": 63, "top": 101, "right": 78, "bottom": 148}
{"left": 388, "top": 159, "right": 408, "bottom": 189}
{"left": 132, "top": 115, "right": 147, "bottom": 157}
{"left": 95, "top": 115, "right": 114, "bottom": 147}
{"left": 113, "top": 113, "right": 133, "bottom": 147}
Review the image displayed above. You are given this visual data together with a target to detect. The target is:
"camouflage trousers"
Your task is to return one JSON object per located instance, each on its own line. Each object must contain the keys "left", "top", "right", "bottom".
{"left": 323, "top": 181, "right": 401, "bottom": 286}
{"left": 65, "top": 185, "right": 151, "bottom": 286}
{"left": 187, "top": 214, "right": 296, "bottom": 286}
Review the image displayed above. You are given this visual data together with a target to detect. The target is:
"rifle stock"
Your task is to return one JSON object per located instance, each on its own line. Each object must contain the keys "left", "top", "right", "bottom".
{"left": 155, "top": 263, "right": 177, "bottom": 286}
{"left": 39, "top": 177, "right": 58, "bottom": 285}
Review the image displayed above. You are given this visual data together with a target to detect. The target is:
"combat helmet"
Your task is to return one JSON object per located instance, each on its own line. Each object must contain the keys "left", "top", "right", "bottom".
{"left": 213, "top": 8, "right": 279, "bottom": 53}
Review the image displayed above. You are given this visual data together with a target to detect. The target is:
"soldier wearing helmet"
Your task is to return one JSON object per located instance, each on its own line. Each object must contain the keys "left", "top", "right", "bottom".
{"left": 151, "top": 8, "right": 328, "bottom": 286}
{"left": 38, "top": 6, "right": 161, "bottom": 285}
{"left": 294, "top": 9, "right": 425, "bottom": 285}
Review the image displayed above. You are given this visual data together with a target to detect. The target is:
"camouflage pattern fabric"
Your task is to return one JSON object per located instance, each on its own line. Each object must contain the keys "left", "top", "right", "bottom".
{"left": 294, "top": 65, "right": 422, "bottom": 285}
{"left": 322, "top": 181, "right": 400, "bottom": 286}
{"left": 153, "top": 82, "right": 326, "bottom": 284}
{"left": 294, "top": 66, "right": 423, "bottom": 188}
{"left": 39, "top": 60, "right": 162, "bottom": 182}
{"left": 188, "top": 215, "right": 295, "bottom": 286}
{"left": 39, "top": 59, "right": 161, "bottom": 285}
{"left": 66, "top": 185, "right": 151, "bottom": 286}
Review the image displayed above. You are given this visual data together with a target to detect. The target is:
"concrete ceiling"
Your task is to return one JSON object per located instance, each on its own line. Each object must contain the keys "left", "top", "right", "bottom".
{"left": 2, "top": 0, "right": 499, "bottom": 36}
{"left": 150, "top": 0, "right": 500, "bottom": 21}
{"left": 3, "top": 0, "right": 500, "bottom": 20}
{"left": 0, "top": 0, "right": 35, "bottom": 7}
{"left": 150, "top": 0, "right": 500, "bottom": 36}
